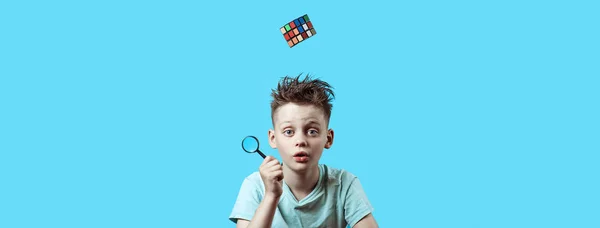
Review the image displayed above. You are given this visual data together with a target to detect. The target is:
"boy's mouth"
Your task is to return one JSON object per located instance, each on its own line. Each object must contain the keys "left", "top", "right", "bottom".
{"left": 293, "top": 152, "right": 310, "bottom": 163}
{"left": 293, "top": 151, "right": 309, "bottom": 157}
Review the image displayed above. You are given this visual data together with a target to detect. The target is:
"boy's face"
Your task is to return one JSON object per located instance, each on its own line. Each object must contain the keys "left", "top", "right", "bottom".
{"left": 268, "top": 103, "right": 334, "bottom": 172}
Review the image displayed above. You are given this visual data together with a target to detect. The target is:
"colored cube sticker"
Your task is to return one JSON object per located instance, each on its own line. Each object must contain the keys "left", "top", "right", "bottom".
{"left": 280, "top": 14, "right": 316, "bottom": 48}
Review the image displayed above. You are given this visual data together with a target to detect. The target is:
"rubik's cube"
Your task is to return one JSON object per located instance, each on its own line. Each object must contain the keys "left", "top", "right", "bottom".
{"left": 280, "top": 14, "right": 316, "bottom": 48}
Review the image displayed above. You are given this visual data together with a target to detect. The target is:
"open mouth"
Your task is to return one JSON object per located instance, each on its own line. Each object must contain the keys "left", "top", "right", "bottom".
{"left": 293, "top": 151, "right": 309, "bottom": 157}
{"left": 293, "top": 152, "right": 310, "bottom": 162}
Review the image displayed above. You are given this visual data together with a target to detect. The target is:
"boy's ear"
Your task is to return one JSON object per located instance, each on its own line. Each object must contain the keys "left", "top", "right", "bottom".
{"left": 268, "top": 129, "right": 277, "bottom": 149}
{"left": 324, "top": 129, "right": 334, "bottom": 149}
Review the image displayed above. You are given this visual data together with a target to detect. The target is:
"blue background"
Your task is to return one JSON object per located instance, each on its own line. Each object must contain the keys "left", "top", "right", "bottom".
{"left": 1, "top": 0, "right": 599, "bottom": 227}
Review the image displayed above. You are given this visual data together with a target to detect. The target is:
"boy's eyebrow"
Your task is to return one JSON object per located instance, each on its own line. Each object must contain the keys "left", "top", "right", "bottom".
{"left": 277, "top": 119, "right": 321, "bottom": 128}
{"left": 306, "top": 120, "right": 321, "bottom": 126}
{"left": 278, "top": 121, "right": 292, "bottom": 128}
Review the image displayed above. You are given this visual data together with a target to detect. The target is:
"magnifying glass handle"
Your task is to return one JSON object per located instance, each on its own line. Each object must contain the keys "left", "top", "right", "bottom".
{"left": 256, "top": 150, "right": 282, "bottom": 166}
{"left": 257, "top": 150, "right": 267, "bottom": 159}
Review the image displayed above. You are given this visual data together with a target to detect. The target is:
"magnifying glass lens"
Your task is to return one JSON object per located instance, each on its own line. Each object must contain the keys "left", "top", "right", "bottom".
{"left": 241, "top": 136, "right": 279, "bottom": 164}
{"left": 242, "top": 136, "right": 259, "bottom": 153}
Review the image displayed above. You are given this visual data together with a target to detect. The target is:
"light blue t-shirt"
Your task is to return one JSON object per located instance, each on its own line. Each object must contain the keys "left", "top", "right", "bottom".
{"left": 229, "top": 164, "right": 374, "bottom": 228}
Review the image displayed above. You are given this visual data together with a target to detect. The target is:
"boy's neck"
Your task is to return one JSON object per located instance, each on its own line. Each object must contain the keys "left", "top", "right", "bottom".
{"left": 283, "top": 164, "right": 320, "bottom": 201}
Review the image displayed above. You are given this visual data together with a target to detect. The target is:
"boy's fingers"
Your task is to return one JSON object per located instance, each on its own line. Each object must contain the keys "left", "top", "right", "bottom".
{"left": 263, "top": 155, "right": 274, "bottom": 163}
{"left": 260, "top": 156, "right": 275, "bottom": 166}
{"left": 271, "top": 170, "right": 283, "bottom": 176}
{"left": 271, "top": 170, "right": 283, "bottom": 180}
{"left": 267, "top": 159, "right": 280, "bottom": 167}
{"left": 266, "top": 164, "right": 283, "bottom": 172}
{"left": 260, "top": 157, "right": 270, "bottom": 165}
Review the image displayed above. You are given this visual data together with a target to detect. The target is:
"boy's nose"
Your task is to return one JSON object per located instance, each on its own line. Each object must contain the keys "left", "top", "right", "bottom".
{"left": 295, "top": 136, "right": 307, "bottom": 147}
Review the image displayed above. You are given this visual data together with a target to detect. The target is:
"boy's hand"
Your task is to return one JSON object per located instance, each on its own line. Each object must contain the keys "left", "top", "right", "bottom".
{"left": 259, "top": 156, "right": 283, "bottom": 198}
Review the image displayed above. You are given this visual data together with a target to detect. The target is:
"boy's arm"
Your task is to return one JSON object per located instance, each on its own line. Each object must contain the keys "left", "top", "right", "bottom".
{"left": 236, "top": 194, "right": 280, "bottom": 228}
{"left": 236, "top": 156, "right": 283, "bottom": 228}
{"left": 344, "top": 176, "right": 376, "bottom": 228}
{"left": 352, "top": 213, "right": 378, "bottom": 228}
{"left": 236, "top": 219, "right": 250, "bottom": 228}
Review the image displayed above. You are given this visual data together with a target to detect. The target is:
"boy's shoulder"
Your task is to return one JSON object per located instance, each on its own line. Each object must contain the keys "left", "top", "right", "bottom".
{"left": 320, "top": 164, "right": 360, "bottom": 187}
{"left": 241, "top": 170, "right": 265, "bottom": 191}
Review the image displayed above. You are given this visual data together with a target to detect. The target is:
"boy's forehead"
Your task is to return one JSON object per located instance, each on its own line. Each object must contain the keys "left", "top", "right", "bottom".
{"left": 273, "top": 103, "right": 327, "bottom": 125}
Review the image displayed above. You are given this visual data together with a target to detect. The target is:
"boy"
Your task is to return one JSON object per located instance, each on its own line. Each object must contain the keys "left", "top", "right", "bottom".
{"left": 229, "top": 75, "right": 378, "bottom": 228}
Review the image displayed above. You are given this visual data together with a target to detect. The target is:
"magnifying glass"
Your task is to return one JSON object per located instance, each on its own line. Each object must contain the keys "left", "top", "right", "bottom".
{"left": 241, "top": 136, "right": 267, "bottom": 159}
{"left": 241, "top": 136, "right": 283, "bottom": 165}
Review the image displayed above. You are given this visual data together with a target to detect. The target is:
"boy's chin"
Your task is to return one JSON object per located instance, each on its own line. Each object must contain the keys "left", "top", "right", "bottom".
{"left": 285, "top": 161, "right": 316, "bottom": 172}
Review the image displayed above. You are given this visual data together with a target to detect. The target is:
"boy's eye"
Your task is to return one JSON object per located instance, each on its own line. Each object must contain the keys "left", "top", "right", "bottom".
{"left": 283, "top": 130, "right": 294, "bottom": 136}
{"left": 308, "top": 129, "right": 318, "bottom": 135}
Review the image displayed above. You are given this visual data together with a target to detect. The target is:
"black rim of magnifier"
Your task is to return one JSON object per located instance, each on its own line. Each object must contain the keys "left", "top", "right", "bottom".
{"left": 243, "top": 136, "right": 267, "bottom": 159}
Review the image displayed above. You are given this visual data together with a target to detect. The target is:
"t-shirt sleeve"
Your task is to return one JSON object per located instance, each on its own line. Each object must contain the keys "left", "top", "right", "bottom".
{"left": 229, "top": 176, "right": 262, "bottom": 224}
{"left": 344, "top": 177, "right": 375, "bottom": 228}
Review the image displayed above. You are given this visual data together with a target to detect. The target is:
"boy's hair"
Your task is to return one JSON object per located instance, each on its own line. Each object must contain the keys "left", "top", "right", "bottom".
{"left": 270, "top": 74, "right": 335, "bottom": 125}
